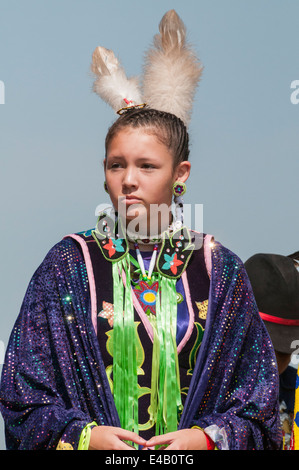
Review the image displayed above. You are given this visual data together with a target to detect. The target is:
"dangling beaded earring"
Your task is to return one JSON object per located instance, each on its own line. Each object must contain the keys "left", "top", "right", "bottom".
{"left": 172, "top": 181, "right": 186, "bottom": 229}
{"left": 104, "top": 181, "right": 109, "bottom": 193}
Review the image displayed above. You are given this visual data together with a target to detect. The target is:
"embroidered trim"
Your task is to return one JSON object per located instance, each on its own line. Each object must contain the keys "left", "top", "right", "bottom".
{"left": 157, "top": 226, "right": 194, "bottom": 279}
{"left": 92, "top": 212, "right": 195, "bottom": 280}
{"left": 92, "top": 213, "right": 128, "bottom": 262}
{"left": 78, "top": 421, "right": 97, "bottom": 450}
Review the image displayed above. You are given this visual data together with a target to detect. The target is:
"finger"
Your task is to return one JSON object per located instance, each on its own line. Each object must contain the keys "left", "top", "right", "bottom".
{"left": 117, "top": 439, "right": 139, "bottom": 450}
{"left": 146, "top": 432, "right": 175, "bottom": 447}
{"left": 115, "top": 428, "right": 147, "bottom": 446}
{"left": 161, "top": 443, "right": 176, "bottom": 450}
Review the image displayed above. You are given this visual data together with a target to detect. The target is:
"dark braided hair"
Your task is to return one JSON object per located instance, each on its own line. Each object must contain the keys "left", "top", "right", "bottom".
{"left": 105, "top": 107, "right": 190, "bottom": 168}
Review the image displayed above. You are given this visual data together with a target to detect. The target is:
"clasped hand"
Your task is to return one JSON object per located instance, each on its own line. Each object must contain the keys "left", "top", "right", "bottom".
{"left": 89, "top": 426, "right": 207, "bottom": 450}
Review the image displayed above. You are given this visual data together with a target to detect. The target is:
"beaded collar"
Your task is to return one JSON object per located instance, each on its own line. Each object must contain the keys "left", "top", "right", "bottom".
{"left": 91, "top": 212, "right": 195, "bottom": 279}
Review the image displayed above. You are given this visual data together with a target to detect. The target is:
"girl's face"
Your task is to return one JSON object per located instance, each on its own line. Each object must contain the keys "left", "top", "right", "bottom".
{"left": 105, "top": 127, "right": 190, "bottom": 237}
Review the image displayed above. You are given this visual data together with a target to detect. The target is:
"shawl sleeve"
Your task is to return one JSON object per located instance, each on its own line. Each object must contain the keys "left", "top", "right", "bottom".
{"left": 0, "top": 239, "right": 114, "bottom": 450}
{"left": 181, "top": 241, "right": 282, "bottom": 450}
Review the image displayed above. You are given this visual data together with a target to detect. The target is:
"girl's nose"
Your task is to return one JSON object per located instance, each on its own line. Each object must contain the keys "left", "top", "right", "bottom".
{"left": 122, "top": 167, "right": 138, "bottom": 190}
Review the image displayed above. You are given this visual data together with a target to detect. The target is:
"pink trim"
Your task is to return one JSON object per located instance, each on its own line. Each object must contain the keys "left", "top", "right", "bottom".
{"left": 178, "top": 272, "right": 195, "bottom": 354}
{"left": 64, "top": 234, "right": 98, "bottom": 334}
{"left": 121, "top": 271, "right": 154, "bottom": 342}
{"left": 204, "top": 234, "right": 213, "bottom": 279}
{"left": 190, "top": 230, "right": 213, "bottom": 279}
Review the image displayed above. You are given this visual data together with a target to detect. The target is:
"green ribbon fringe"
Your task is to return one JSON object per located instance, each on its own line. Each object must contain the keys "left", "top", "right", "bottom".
{"left": 112, "top": 253, "right": 182, "bottom": 444}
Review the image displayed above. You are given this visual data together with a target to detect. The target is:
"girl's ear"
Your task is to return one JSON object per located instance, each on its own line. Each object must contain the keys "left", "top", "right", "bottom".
{"left": 174, "top": 161, "right": 191, "bottom": 183}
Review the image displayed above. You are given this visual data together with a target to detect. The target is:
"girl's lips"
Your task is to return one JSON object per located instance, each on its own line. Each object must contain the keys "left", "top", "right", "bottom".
{"left": 122, "top": 196, "right": 142, "bottom": 204}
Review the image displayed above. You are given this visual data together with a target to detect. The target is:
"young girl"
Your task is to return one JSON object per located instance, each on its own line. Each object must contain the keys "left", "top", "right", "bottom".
{"left": 0, "top": 11, "right": 282, "bottom": 451}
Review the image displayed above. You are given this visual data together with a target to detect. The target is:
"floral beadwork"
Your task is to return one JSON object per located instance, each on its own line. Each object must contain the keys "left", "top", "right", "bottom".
{"left": 162, "top": 252, "right": 183, "bottom": 275}
{"left": 91, "top": 212, "right": 128, "bottom": 262}
{"left": 157, "top": 226, "right": 194, "bottom": 279}
{"left": 103, "top": 238, "right": 125, "bottom": 258}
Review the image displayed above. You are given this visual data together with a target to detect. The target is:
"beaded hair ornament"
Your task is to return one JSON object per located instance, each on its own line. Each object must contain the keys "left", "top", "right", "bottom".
{"left": 90, "top": 10, "right": 202, "bottom": 444}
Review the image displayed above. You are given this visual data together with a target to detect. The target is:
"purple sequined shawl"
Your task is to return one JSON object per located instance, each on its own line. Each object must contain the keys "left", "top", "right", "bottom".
{"left": 0, "top": 234, "right": 282, "bottom": 450}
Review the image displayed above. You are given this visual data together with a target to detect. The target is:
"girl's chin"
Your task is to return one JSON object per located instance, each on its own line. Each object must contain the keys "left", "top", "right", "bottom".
{"left": 116, "top": 204, "right": 172, "bottom": 238}
{"left": 116, "top": 205, "right": 146, "bottom": 220}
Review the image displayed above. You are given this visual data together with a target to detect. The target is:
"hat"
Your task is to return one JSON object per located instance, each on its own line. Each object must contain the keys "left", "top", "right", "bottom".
{"left": 244, "top": 253, "right": 299, "bottom": 354}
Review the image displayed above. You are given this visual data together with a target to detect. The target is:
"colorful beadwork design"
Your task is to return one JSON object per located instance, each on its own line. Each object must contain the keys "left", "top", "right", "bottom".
{"left": 162, "top": 253, "right": 184, "bottom": 275}
{"left": 92, "top": 213, "right": 128, "bottom": 262}
{"left": 172, "top": 181, "right": 186, "bottom": 197}
{"left": 133, "top": 280, "right": 159, "bottom": 315}
{"left": 103, "top": 238, "right": 125, "bottom": 258}
{"left": 157, "top": 226, "right": 194, "bottom": 279}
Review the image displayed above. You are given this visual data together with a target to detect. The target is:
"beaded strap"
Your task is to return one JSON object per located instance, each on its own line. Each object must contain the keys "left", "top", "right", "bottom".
{"left": 78, "top": 422, "right": 97, "bottom": 450}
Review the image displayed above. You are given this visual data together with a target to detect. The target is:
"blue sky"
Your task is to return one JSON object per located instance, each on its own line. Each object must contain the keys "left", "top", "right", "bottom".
{"left": 0, "top": 0, "right": 298, "bottom": 448}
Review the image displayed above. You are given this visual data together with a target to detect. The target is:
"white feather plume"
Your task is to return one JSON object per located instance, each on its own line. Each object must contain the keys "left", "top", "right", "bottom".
{"left": 142, "top": 10, "right": 203, "bottom": 126}
{"left": 91, "top": 46, "right": 142, "bottom": 112}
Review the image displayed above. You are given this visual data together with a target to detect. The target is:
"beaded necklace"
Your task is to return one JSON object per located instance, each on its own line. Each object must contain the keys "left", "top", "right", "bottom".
{"left": 133, "top": 242, "right": 159, "bottom": 281}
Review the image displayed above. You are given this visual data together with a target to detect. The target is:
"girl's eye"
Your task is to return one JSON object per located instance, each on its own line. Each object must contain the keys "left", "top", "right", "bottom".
{"left": 142, "top": 163, "right": 155, "bottom": 169}
{"left": 110, "top": 162, "right": 122, "bottom": 169}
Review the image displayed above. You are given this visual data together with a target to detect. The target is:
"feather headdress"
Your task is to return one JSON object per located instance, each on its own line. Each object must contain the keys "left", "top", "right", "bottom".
{"left": 91, "top": 46, "right": 143, "bottom": 113}
{"left": 91, "top": 10, "right": 202, "bottom": 126}
{"left": 143, "top": 10, "right": 203, "bottom": 126}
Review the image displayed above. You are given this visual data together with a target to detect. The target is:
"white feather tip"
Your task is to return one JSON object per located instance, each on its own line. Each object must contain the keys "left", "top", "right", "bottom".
{"left": 143, "top": 10, "right": 203, "bottom": 125}
{"left": 91, "top": 46, "right": 142, "bottom": 112}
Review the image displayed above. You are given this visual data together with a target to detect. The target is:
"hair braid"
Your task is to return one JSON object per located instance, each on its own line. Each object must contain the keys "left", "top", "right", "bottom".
{"left": 105, "top": 107, "right": 190, "bottom": 167}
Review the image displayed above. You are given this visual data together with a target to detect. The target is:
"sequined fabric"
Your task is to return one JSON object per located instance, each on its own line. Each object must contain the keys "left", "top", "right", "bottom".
{"left": 0, "top": 239, "right": 120, "bottom": 449}
{"left": 179, "top": 241, "right": 282, "bottom": 449}
{"left": 0, "top": 235, "right": 282, "bottom": 450}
